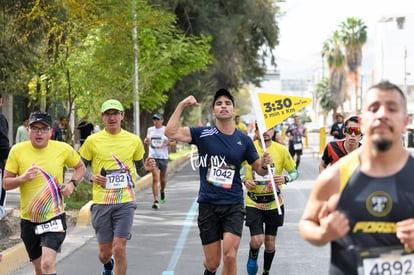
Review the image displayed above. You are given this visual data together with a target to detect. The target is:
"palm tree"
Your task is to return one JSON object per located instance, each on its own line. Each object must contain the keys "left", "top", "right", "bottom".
{"left": 340, "top": 17, "right": 367, "bottom": 114}
{"left": 321, "top": 31, "right": 347, "bottom": 120}
{"left": 316, "top": 77, "right": 337, "bottom": 125}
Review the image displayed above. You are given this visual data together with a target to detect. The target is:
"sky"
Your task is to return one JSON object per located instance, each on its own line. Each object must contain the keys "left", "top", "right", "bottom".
{"left": 275, "top": 0, "right": 414, "bottom": 79}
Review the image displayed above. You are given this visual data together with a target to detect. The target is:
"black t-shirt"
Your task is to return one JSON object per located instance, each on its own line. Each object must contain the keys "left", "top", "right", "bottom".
{"left": 77, "top": 122, "right": 94, "bottom": 140}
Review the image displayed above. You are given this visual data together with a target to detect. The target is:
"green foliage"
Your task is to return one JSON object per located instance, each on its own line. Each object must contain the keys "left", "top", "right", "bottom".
{"left": 153, "top": 0, "right": 282, "bottom": 121}
{"left": 316, "top": 78, "right": 337, "bottom": 115}
{"left": 65, "top": 181, "right": 92, "bottom": 210}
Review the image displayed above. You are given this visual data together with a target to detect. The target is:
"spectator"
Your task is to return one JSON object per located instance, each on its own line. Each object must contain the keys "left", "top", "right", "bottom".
{"left": 15, "top": 117, "right": 29, "bottom": 144}
{"left": 76, "top": 116, "right": 94, "bottom": 146}
{"left": 0, "top": 93, "right": 9, "bottom": 220}
{"left": 330, "top": 114, "right": 345, "bottom": 140}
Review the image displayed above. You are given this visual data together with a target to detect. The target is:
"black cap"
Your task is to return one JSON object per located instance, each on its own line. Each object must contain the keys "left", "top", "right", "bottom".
{"left": 28, "top": 111, "right": 52, "bottom": 127}
{"left": 212, "top": 88, "right": 234, "bottom": 108}
{"left": 152, "top": 113, "right": 163, "bottom": 120}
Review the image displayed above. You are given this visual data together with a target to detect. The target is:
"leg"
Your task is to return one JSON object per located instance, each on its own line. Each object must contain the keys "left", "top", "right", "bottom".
{"left": 31, "top": 256, "right": 43, "bottom": 275}
{"left": 296, "top": 150, "right": 303, "bottom": 168}
{"left": 99, "top": 242, "right": 113, "bottom": 265}
{"left": 263, "top": 235, "right": 276, "bottom": 274}
{"left": 222, "top": 232, "right": 241, "bottom": 275}
{"left": 160, "top": 170, "right": 167, "bottom": 203}
{"left": 151, "top": 168, "right": 160, "bottom": 202}
{"left": 112, "top": 237, "right": 128, "bottom": 275}
{"left": 41, "top": 246, "right": 58, "bottom": 274}
{"left": 159, "top": 170, "right": 166, "bottom": 194}
{"left": 0, "top": 167, "right": 7, "bottom": 220}
{"left": 202, "top": 240, "right": 221, "bottom": 273}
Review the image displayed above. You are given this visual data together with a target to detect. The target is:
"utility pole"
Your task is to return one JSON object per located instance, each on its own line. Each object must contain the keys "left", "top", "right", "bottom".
{"left": 133, "top": 0, "right": 140, "bottom": 135}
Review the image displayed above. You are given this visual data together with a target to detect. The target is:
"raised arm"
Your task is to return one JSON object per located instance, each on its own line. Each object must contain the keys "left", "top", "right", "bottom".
{"left": 165, "top": 95, "right": 199, "bottom": 143}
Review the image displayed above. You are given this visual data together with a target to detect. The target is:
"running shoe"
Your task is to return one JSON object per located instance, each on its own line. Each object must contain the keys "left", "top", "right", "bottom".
{"left": 160, "top": 193, "right": 166, "bottom": 204}
{"left": 152, "top": 201, "right": 160, "bottom": 209}
{"left": 102, "top": 257, "right": 114, "bottom": 275}
{"left": 246, "top": 257, "right": 258, "bottom": 275}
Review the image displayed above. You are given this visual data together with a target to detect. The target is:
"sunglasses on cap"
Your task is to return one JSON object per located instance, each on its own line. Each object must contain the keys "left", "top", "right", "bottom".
{"left": 345, "top": 127, "right": 362, "bottom": 135}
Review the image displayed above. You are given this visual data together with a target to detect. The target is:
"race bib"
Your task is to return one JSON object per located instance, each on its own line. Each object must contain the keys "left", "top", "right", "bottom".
{"left": 151, "top": 137, "right": 164, "bottom": 148}
{"left": 105, "top": 169, "right": 129, "bottom": 189}
{"left": 207, "top": 165, "right": 235, "bottom": 189}
{"left": 357, "top": 246, "right": 414, "bottom": 275}
{"left": 35, "top": 218, "right": 64, "bottom": 235}
{"left": 293, "top": 143, "right": 303, "bottom": 150}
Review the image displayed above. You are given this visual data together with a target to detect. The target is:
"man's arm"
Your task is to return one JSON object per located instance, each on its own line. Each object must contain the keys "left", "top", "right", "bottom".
{"left": 298, "top": 166, "right": 349, "bottom": 246}
{"left": 3, "top": 164, "right": 39, "bottom": 190}
{"left": 165, "top": 96, "right": 198, "bottom": 143}
{"left": 60, "top": 159, "right": 86, "bottom": 196}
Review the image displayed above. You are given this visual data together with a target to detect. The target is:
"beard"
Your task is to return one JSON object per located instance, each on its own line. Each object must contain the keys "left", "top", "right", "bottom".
{"left": 372, "top": 138, "right": 393, "bottom": 152}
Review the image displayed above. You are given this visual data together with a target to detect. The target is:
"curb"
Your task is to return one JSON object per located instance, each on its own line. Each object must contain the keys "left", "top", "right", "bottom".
{"left": 0, "top": 153, "right": 192, "bottom": 275}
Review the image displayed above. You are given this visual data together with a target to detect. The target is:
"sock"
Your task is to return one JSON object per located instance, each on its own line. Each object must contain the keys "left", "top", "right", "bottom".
{"left": 161, "top": 192, "right": 165, "bottom": 200}
{"left": 249, "top": 244, "right": 260, "bottom": 260}
{"left": 204, "top": 268, "right": 216, "bottom": 275}
{"left": 296, "top": 160, "right": 300, "bottom": 168}
{"left": 263, "top": 248, "right": 275, "bottom": 273}
{"left": 104, "top": 259, "right": 114, "bottom": 270}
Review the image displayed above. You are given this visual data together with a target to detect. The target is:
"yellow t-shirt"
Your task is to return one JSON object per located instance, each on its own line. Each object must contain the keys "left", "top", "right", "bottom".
{"left": 79, "top": 129, "right": 145, "bottom": 204}
{"left": 235, "top": 122, "right": 247, "bottom": 133}
{"left": 244, "top": 140, "right": 296, "bottom": 210}
{"left": 5, "top": 140, "right": 81, "bottom": 222}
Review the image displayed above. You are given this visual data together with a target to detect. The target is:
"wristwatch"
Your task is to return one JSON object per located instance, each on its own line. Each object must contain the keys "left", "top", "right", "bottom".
{"left": 70, "top": 179, "right": 79, "bottom": 187}
{"left": 284, "top": 176, "right": 289, "bottom": 183}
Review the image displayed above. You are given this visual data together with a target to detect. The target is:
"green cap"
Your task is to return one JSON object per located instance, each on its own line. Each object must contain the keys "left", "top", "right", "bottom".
{"left": 101, "top": 99, "right": 124, "bottom": 113}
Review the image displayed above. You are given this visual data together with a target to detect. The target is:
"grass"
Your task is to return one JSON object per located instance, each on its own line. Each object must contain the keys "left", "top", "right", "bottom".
{"left": 65, "top": 144, "right": 193, "bottom": 210}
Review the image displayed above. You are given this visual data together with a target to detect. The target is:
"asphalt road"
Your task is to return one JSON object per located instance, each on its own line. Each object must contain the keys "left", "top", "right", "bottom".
{"left": 8, "top": 145, "right": 329, "bottom": 275}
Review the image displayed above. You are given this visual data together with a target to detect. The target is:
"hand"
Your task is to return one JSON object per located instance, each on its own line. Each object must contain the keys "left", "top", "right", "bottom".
{"left": 60, "top": 183, "right": 75, "bottom": 197}
{"left": 144, "top": 157, "right": 156, "bottom": 171}
{"left": 180, "top": 96, "right": 199, "bottom": 108}
{"left": 91, "top": 173, "right": 107, "bottom": 187}
{"left": 397, "top": 219, "right": 414, "bottom": 250}
{"left": 318, "top": 198, "right": 350, "bottom": 242}
{"left": 274, "top": 175, "right": 285, "bottom": 185}
{"left": 21, "top": 163, "right": 39, "bottom": 182}
{"left": 244, "top": 179, "right": 256, "bottom": 190}
{"left": 261, "top": 152, "right": 272, "bottom": 168}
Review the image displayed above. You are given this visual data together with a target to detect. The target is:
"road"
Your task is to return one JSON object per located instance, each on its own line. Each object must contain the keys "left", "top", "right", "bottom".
{"left": 8, "top": 142, "right": 329, "bottom": 275}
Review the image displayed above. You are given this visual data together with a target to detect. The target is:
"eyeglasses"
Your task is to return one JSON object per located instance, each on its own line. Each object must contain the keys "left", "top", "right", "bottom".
{"left": 345, "top": 127, "right": 362, "bottom": 135}
{"left": 103, "top": 111, "right": 122, "bottom": 118}
{"left": 29, "top": 126, "right": 50, "bottom": 133}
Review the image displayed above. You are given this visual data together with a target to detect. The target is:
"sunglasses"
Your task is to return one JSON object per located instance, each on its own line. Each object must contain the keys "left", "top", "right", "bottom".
{"left": 345, "top": 127, "right": 362, "bottom": 135}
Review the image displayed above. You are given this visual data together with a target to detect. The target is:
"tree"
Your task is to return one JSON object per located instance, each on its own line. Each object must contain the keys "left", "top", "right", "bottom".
{"left": 340, "top": 17, "right": 367, "bottom": 114}
{"left": 321, "top": 30, "right": 347, "bottom": 120}
{"left": 316, "top": 78, "right": 337, "bottom": 125}
{"left": 150, "top": 0, "right": 281, "bottom": 121}
{"left": 13, "top": 0, "right": 212, "bottom": 137}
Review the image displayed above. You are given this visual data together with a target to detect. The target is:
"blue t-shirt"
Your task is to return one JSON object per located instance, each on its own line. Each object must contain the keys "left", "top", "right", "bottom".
{"left": 190, "top": 126, "right": 259, "bottom": 204}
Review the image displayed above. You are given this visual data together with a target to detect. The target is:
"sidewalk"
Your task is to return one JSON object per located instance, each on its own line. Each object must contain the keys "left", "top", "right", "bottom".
{"left": 0, "top": 153, "right": 191, "bottom": 275}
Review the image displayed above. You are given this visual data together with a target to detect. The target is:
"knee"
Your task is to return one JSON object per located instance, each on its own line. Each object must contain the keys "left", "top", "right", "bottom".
{"left": 222, "top": 250, "right": 237, "bottom": 264}
{"left": 99, "top": 248, "right": 113, "bottom": 263}
{"left": 250, "top": 236, "right": 264, "bottom": 249}
{"left": 112, "top": 240, "right": 127, "bottom": 258}
{"left": 41, "top": 257, "right": 55, "bottom": 272}
{"left": 204, "top": 257, "right": 220, "bottom": 272}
